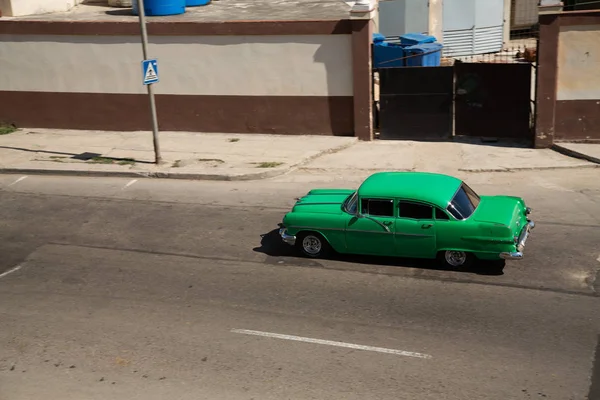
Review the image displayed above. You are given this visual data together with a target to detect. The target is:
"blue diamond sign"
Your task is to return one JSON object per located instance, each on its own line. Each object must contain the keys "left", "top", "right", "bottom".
{"left": 142, "top": 59, "right": 159, "bottom": 85}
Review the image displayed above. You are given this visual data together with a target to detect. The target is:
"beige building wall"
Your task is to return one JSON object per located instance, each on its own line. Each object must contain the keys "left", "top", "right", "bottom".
{"left": 0, "top": 34, "right": 353, "bottom": 96}
{"left": 557, "top": 24, "right": 600, "bottom": 101}
{"left": 0, "top": 0, "right": 83, "bottom": 16}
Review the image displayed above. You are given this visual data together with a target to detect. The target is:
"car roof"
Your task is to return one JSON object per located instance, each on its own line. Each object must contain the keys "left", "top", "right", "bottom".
{"left": 357, "top": 171, "right": 463, "bottom": 208}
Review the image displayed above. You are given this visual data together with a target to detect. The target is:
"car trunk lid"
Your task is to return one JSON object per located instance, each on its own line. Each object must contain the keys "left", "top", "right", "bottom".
{"left": 473, "top": 195, "right": 528, "bottom": 237}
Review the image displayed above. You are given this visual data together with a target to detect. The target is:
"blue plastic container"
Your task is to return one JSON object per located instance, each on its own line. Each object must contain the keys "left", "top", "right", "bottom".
{"left": 372, "top": 33, "right": 385, "bottom": 43}
{"left": 186, "top": 0, "right": 210, "bottom": 5}
{"left": 404, "top": 43, "right": 443, "bottom": 67}
{"left": 373, "top": 41, "right": 406, "bottom": 68}
{"left": 132, "top": 0, "right": 185, "bottom": 16}
{"left": 399, "top": 33, "right": 436, "bottom": 46}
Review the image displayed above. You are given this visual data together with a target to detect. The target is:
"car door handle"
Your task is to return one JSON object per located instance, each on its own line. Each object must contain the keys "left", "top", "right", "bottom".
{"left": 421, "top": 224, "right": 433, "bottom": 229}
{"left": 383, "top": 221, "right": 392, "bottom": 226}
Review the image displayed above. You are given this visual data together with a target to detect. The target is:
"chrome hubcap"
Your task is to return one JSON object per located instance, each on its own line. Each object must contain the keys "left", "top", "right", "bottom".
{"left": 302, "top": 235, "right": 322, "bottom": 255}
{"left": 445, "top": 250, "right": 467, "bottom": 267}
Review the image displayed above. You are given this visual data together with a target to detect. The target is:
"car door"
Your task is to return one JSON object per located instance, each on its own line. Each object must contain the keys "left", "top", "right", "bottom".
{"left": 345, "top": 197, "right": 396, "bottom": 256}
{"left": 394, "top": 200, "right": 438, "bottom": 258}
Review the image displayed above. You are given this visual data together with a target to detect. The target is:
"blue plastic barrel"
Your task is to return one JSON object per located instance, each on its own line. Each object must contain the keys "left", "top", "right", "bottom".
{"left": 404, "top": 43, "right": 443, "bottom": 67}
{"left": 186, "top": 0, "right": 210, "bottom": 5}
{"left": 132, "top": 0, "right": 185, "bottom": 16}
{"left": 399, "top": 33, "right": 436, "bottom": 46}
{"left": 373, "top": 41, "right": 406, "bottom": 68}
{"left": 372, "top": 33, "right": 385, "bottom": 43}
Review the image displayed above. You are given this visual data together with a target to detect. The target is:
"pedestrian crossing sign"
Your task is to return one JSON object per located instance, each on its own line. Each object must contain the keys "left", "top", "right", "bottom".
{"left": 142, "top": 59, "right": 159, "bottom": 85}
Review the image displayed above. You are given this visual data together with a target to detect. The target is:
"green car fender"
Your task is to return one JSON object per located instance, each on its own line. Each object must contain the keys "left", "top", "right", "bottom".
{"left": 282, "top": 213, "right": 347, "bottom": 253}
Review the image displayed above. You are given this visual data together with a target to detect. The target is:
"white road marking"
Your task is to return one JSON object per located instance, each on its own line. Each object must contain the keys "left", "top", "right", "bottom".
{"left": 8, "top": 176, "right": 28, "bottom": 186}
{"left": 123, "top": 179, "right": 138, "bottom": 189}
{"left": 0, "top": 265, "right": 22, "bottom": 279}
{"left": 231, "top": 329, "right": 432, "bottom": 359}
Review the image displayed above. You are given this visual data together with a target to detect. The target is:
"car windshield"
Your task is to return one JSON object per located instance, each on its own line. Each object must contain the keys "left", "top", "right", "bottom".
{"left": 447, "top": 183, "right": 480, "bottom": 220}
{"left": 343, "top": 191, "right": 358, "bottom": 214}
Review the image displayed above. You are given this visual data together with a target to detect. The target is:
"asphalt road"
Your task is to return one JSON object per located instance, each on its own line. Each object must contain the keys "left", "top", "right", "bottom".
{"left": 0, "top": 171, "right": 599, "bottom": 400}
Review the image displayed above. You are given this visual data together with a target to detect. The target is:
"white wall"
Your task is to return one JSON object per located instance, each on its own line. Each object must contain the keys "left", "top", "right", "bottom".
{"left": 557, "top": 25, "right": 600, "bottom": 100}
{"left": 0, "top": 34, "right": 353, "bottom": 96}
{"left": 0, "top": 0, "right": 83, "bottom": 16}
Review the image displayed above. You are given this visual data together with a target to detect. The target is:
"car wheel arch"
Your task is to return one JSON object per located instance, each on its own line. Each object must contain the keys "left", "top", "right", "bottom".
{"left": 295, "top": 229, "right": 342, "bottom": 253}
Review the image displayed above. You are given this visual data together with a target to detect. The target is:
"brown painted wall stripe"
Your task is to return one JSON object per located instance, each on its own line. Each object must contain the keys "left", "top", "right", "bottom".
{"left": 0, "top": 19, "right": 353, "bottom": 36}
{"left": 535, "top": 13, "right": 560, "bottom": 148}
{"left": 556, "top": 10, "right": 600, "bottom": 26}
{"left": 0, "top": 91, "right": 354, "bottom": 136}
{"left": 555, "top": 100, "right": 600, "bottom": 140}
{"left": 351, "top": 19, "right": 373, "bottom": 141}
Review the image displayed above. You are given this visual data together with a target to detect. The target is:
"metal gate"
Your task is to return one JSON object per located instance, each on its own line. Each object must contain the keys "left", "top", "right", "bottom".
{"left": 454, "top": 62, "right": 533, "bottom": 139}
{"left": 378, "top": 67, "right": 454, "bottom": 140}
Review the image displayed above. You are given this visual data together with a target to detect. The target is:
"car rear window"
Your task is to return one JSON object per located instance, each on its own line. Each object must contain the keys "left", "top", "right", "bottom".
{"left": 447, "top": 183, "right": 480, "bottom": 220}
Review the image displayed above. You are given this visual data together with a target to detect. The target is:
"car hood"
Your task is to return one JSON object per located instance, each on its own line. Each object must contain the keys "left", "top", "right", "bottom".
{"left": 472, "top": 195, "right": 527, "bottom": 235}
{"left": 291, "top": 188, "right": 354, "bottom": 214}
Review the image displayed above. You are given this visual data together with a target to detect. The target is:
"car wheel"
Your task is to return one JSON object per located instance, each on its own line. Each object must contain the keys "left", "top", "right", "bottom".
{"left": 297, "top": 232, "right": 329, "bottom": 258}
{"left": 439, "top": 250, "right": 473, "bottom": 269}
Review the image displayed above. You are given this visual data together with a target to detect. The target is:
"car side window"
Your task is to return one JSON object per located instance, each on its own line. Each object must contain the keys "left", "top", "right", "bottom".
{"left": 435, "top": 207, "right": 450, "bottom": 220}
{"left": 398, "top": 201, "right": 433, "bottom": 220}
{"left": 361, "top": 198, "right": 394, "bottom": 217}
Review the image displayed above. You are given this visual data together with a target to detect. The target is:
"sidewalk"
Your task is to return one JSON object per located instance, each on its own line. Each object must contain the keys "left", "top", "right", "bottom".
{"left": 552, "top": 142, "right": 600, "bottom": 165}
{"left": 303, "top": 139, "right": 600, "bottom": 174}
{"left": 0, "top": 129, "right": 357, "bottom": 181}
{"left": 0, "top": 129, "right": 597, "bottom": 180}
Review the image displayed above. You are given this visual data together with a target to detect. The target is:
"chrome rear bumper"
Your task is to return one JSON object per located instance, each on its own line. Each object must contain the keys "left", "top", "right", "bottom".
{"left": 279, "top": 228, "right": 296, "bottom": 246}
{"left": 500, "top": 251, "right": 524, "bottom": 260}
{"left": 500, "top": 220, "right": 535, "bottom": 260}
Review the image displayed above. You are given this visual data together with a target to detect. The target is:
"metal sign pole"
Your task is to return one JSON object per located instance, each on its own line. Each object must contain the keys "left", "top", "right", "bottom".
{"left": 137, "top": 0, "right": 162, "bottom": 165}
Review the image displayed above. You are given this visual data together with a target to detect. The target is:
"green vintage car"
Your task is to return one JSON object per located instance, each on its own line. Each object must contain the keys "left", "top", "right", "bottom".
{"left": 279, "top": 171, "right": 534, "bottom": 268}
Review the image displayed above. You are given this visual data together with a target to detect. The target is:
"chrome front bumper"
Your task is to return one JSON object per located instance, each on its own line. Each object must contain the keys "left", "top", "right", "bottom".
{"left": 500, "top": 220, "right": 535, "bottom": 260}
{"left": 279, "top": 228, "right": 296, "bottom": 246}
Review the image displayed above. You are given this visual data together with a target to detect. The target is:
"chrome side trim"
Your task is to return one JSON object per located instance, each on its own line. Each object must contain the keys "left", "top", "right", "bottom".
{"left": 285, "top": 226, "right": 433, "bottom": 237}
{"left": 295, "top": 202, "right": 344, "bottom": 206}
{"left": 288, "top": 226, "right": 344, "bottom": 232}
{"left": 287, "top": 226, "right": 393, "bottom": 235}
{"left": 348, "top": 229, "right": 392, "bottom": 235}
{"left": 359, "top": 214, "right": 392, "bottom": 233}
{"left": 395, "top": 232, "right": 434, "bottom": 238}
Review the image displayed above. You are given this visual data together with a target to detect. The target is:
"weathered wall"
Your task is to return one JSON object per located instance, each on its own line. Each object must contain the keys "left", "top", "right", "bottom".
{"left": 0, "top": 34, "right": 353, "bottom": 96}
{"left": 557, "top": 25, "right": 600, "bottom": 100}
{"left": 536, "top": 11, "right": 600, "bottom": 145}
{"left": 0, "top": 0, "right": 82, "bottom": 16}
{"left": 0, "top": 18, "right": 371, "bottom": 137}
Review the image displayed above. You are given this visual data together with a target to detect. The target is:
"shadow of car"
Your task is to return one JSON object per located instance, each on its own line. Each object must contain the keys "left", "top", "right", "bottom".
{"left": 253, "top": 228, "right": 506, "bottom": 276}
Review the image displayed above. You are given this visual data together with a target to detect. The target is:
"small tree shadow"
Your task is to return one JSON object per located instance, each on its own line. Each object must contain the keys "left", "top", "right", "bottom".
{"left": 253, "top": 228, "right": 505, "bottom": 276}
{"left": 0, "top": 146, "right": 153, "bottom": 165}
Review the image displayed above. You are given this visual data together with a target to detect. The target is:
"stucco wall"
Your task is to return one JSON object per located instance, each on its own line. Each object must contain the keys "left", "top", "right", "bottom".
{"left": 557, "top": 24, "right": 600, "bottom": 100}
{"left": 0, "top": 0, "right": 82, "bottom": 16}
{"left": 0, "top": 34, "right": 353, "bottom": 96}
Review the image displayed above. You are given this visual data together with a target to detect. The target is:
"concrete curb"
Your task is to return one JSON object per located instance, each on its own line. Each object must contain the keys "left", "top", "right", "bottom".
{"left": 0, "top": 138, "right": 358, "bottom": 181}
{"left": 551, "top": 144, "right": 600, "bottom": 165}
{"left": 459, "top": 164, "right": 600, "bottom": 173}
